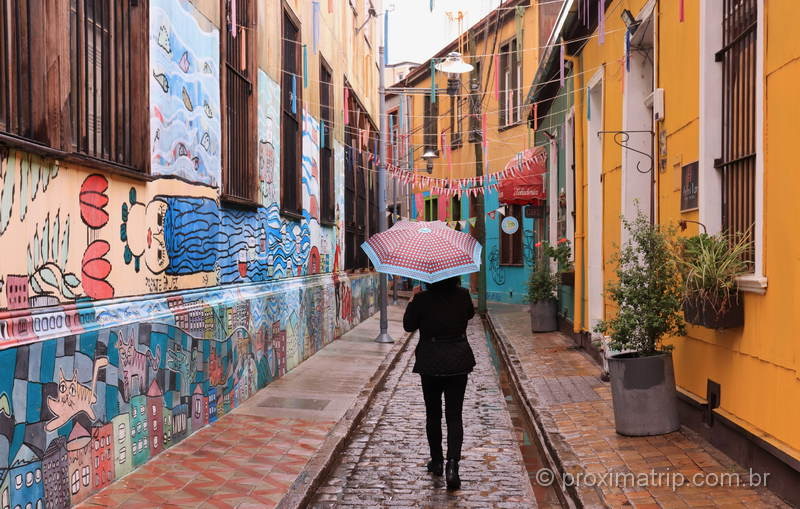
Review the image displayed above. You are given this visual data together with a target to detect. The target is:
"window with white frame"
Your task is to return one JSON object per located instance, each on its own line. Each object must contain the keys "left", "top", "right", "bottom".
{"left": 499, "top": 39, "right": 520, "bottom": 126}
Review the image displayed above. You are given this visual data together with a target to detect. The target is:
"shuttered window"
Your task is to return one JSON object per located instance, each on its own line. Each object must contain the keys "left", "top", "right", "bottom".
{"left": 281, "top": 9, "right": 302, "bottom": 215}
{"left": 1, "top": 1, "right": 147, "bottom": 170}
{"left": 715, "top": 0, "right": 757, "bottom": 265}
{"left": 319, "top": 58, "right": 335, "bottom": 224}
{"left": 223, "top": 0, "right": 256, "bottom": 202}
{"left": 499, "top": 39, "right": 520, "bottom": 127}
{"left": 423, "top": 94, "right": 438, "bottom": 154}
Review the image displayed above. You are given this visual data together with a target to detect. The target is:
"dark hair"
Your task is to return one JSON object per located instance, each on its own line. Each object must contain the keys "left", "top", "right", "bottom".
{"left": 427, "top": 277, "right": 460, "bottom": 292}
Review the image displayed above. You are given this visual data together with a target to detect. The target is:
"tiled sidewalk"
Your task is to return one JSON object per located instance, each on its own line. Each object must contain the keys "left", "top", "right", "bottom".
{"left": 488, "top": 303, "right": 787, "bottom": 509}
{"left": 79, "top": 306, "right": 409, "bottom": 509}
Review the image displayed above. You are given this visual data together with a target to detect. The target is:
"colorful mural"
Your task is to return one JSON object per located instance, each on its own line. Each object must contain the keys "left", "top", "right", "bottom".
{"left": 150, "top": 0, "right": 221, "bottom": 187}
{"left": 0, "top": 2, "right": 379, "bottom": 507}
{"left": 0, "top": 272, "right": 377, "bottom": 507}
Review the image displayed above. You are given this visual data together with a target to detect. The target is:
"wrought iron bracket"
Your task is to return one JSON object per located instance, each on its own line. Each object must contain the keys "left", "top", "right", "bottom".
{"left": 597, "top": 130, "right": 655, "bottom": 174}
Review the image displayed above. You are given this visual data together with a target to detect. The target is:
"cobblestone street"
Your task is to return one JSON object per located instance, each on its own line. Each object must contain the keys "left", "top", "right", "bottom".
{"left": 310, "top": 319, "right": 538, "bottom": 508}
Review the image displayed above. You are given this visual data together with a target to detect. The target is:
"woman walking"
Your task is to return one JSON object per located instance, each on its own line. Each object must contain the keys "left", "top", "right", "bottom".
{"left": 403, "top": 276, "right": 476, "bottom": 491}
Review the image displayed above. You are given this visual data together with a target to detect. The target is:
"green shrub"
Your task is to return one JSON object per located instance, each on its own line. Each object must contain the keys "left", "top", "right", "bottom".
{"left": 595, "top": 213, "right": 685, "bottom": 355}
{"left": 675, "top": 229, "right": 751, "bottom": 318}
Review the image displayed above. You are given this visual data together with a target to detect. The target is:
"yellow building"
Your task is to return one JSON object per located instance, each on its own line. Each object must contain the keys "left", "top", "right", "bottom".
{"left": 529, "top": 0, "right": 800, "bottom": 502}
{"left": 389, "top": 0, "right": 563, "bottom": 303}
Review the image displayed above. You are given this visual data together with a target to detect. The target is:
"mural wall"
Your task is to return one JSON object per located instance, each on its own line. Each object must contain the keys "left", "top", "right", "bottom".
{"left": 0, "top": 272, "right": 377, "bottom": 508}
{"left": 0, "top": 0, "right": 378, "bottom": 507}
{"left": 150, "top": 0, "right": 222, "bottom": 188}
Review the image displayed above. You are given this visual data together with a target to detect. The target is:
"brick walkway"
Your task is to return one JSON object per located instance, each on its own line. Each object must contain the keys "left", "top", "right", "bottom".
{"left": 310, "top": 318, "right": 537, "bottom": 508}
{"left": 78, "top": 307, "right": 409, "bottom": 509}
{"left": 489, "top": 303, "right": 787, "bottom": 509}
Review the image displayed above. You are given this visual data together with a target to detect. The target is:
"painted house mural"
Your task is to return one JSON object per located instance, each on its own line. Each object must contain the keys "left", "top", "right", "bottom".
{"left": 0, "top": 0, "right": 382, "bottom": 506}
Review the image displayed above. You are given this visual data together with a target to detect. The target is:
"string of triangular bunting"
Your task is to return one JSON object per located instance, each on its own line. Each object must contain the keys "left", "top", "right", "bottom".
{"left": 384, "top": 205, "right": 509, "bottom": 229}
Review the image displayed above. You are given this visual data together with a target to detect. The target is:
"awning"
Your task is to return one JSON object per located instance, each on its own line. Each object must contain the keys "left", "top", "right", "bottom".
{"left": 498, "top": 147, "right": 548, "bottom": 206}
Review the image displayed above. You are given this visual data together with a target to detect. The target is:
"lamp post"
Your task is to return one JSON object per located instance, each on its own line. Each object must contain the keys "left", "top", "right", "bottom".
{"left": 375, "top": 34, "right": 393, "bottom": 343}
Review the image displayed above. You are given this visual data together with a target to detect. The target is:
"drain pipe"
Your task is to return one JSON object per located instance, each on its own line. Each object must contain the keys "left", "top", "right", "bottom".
{"left": 564, "top": 55, "right": 585, "bottom": 334}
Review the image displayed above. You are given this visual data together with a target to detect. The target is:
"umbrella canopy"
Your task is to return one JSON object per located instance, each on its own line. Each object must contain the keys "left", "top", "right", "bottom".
{"left": 361, "top": 220, "right": 482, "bottom": 283}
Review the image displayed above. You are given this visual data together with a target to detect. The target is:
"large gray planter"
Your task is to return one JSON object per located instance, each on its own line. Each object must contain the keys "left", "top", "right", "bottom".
{"left": 607, "top": 352, "right": 680, "bottom": 436}
{"left": 529, "top": 300, "right": 557, "bottom": 332}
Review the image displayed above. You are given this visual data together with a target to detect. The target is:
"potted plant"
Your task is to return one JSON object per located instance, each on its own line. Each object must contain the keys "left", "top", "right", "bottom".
{"left": 675, "top": 229, "right": 751, "bottom": 329}
{"left": 526, "top": 240, "right": 569, "bottom": 332}
{"left": 595, "top": 213, "right": 685, "bottom": 436}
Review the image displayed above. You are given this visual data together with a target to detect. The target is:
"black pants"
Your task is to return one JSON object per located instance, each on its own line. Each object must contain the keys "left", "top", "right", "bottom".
{"left": 420, "top": 374, "right": 468, "bottom": 462}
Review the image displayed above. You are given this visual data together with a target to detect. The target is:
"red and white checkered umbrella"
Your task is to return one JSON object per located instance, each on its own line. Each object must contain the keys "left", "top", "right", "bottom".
{"left": 361, "top": 220, "right": 482, "bottom": 283}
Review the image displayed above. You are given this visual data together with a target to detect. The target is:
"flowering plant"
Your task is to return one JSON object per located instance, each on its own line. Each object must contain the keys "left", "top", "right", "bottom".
{"left": 526, "top": 239, "right": 572, "bottom": 303}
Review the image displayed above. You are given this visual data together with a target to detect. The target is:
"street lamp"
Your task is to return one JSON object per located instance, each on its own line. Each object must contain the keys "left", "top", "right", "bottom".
{"left": 435, "top": 52, "right": 473, "bottom": 96}
{"left": 421, "top": 149, "right": 438, "bottom": 173}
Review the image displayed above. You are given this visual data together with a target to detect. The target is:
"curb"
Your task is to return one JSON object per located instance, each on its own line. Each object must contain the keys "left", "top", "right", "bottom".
{"left": 276, "top": 326, "right": 414, "bottom": 509}
{"left": 485, "top": 312, "right": 605, "bottom": 509}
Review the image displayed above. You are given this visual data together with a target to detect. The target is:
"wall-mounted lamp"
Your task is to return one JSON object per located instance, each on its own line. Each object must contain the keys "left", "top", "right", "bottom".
{"left": 356, "top": 7, "right": 378, "bottom": 34}
{"left": 421, "top": 149, "right": 438, "bottom": 173}
{"left": 435, "top": 52, "right": 474, "bottom": 97}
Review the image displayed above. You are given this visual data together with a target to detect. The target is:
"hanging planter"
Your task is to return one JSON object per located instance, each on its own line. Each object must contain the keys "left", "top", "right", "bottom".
{"left": 683, "top": 294, "right": 744, "bottom": 329}
{"left": 675, "top": 230, "right": 751, "bottom": 330}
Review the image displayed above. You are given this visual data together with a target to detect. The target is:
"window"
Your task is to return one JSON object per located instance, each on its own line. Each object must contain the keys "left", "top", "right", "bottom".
{"left": 281, "top": 8, "right": 303, "bottom": 216}
{"left": 424, "top": 197, "right": 438, "bottom": 221}
{"left": 153, "top": 436, "right": 159, "bottom": 449}
{"left": 319, "top": 58, "right": 335, "bottom": 224}
{"left": 423, "top": 94, "right": 439, "bottom": 154}
{"left": 451, "top": 196, "right": 462, "bottom": 230}
{"left": 25, "top": 472, "right": 32, "bottom": 487}
{"left": 450, "top": 96, "right": 463, "bottom": 148}
{"left": 2, "top": 487, "right": 8, "bottom": 509}
{"left": 0, "top": 1, "right": 145, "bottom": 169}
{"left": 71, "top": 471, "right": 79, "bottom": 494}
{"left": 222, "top": 0, "right": 256, "bottom": 202}
{"left": 500, "top": 205, "right": 523, "bottom": 265}
{"left": 14, "top": 475, "right": 21, "bottom": 490}
{"left": 499, "top": 39, "right": 520, "bottom": 126}
{"left": 151, "top": 405, "right": 156, "bottom": 416}
{"left": 715, "top": 0, "right": 756, "bottom": 265}
{"left": 343, "top": 86, "right": 374, "bottom": 271}
{"left": 82, "top": 466, "right": 90, "bottom": 486}
{"left": 468, "top": 60, "right": 482, "bottom": 143}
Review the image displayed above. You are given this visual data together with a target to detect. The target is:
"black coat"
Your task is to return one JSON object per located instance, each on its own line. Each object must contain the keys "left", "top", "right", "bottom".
{"left": 403, "top": 287, "right": 476, "bottom": 376}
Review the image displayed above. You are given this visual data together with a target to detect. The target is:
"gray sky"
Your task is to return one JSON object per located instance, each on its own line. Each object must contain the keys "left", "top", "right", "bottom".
{"left": 386, "top": 0, "right": 502, "bottom": 65}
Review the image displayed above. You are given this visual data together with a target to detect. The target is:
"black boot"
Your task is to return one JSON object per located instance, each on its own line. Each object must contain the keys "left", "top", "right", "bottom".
{"left": 445, "top": 459, "right": 460, "bottom": 490}
{"left": 427, "top": 459, "right": 444, "bottom": 476}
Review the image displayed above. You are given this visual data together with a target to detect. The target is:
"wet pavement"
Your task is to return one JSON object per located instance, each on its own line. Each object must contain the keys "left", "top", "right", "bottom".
{"left": 309, "top": 318, "right": 538, "bottom": 508}
{"left": 483, "top": 328, "right": 563, "bottom": 509}
{"left": 489, "top": 302, "right": 787, "bottom": 509}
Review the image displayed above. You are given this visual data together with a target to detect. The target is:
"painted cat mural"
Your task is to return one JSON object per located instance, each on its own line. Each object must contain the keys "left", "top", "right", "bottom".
{"left": 45, "top": 357, "right": 109, "bottom": 431}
